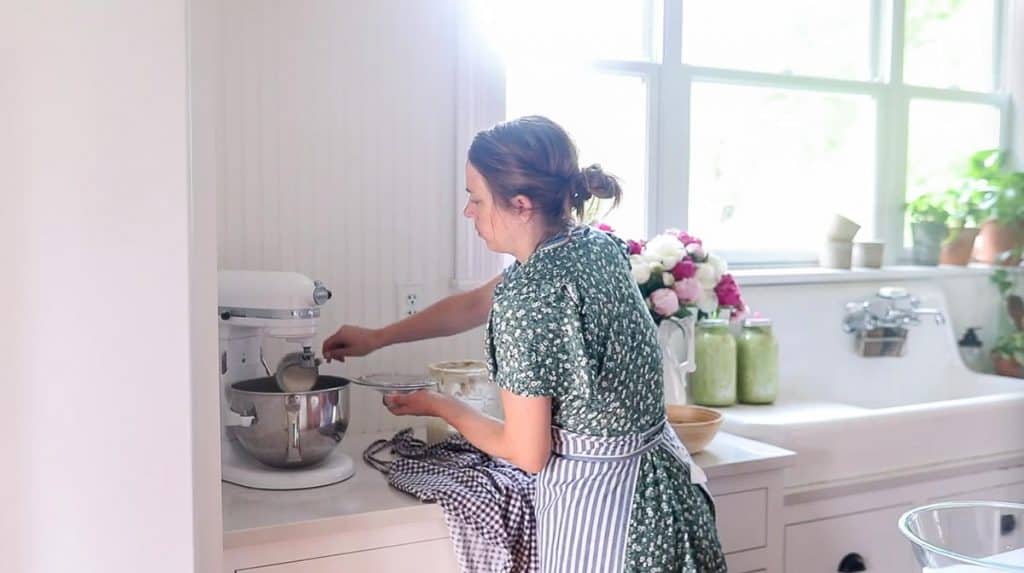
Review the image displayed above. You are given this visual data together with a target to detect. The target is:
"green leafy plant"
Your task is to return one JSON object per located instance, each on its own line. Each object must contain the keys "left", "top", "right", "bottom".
{"left": 991, "top": 268, "right": 1014, "bottom": 297}
{"left": 992, "top": 332, "right": 1024, "bottom": 365}
{"left": 970, "top": 149, "right": 1024, "bottom": 225}
{"left": 990, "top": 268, "right": 1024, "bottom": 364}
{"left": 904, "top": 192, "right": 951, "bottom": 225}
{"left": 945, "top": 186, "right": 986, "bottom": 229}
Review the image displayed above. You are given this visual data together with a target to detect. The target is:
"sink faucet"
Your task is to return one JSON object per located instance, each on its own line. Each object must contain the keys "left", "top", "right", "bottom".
{"left": 842, "top": 286, "right": 946, "bottom": 334}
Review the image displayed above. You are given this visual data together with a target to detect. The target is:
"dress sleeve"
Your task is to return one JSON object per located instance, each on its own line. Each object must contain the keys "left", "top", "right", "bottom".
{"left": 492, "top": 283, "right": 585, "bottom": 398}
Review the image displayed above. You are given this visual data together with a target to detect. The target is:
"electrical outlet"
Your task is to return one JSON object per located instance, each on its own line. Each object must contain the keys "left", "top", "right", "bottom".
{"left": 396, "top": 284, "right": 423, "bottom": 318}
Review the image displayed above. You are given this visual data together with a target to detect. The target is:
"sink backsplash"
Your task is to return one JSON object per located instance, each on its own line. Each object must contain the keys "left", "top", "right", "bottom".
{"left": 738, "top": 274, "right": 1006, "bottom": 404}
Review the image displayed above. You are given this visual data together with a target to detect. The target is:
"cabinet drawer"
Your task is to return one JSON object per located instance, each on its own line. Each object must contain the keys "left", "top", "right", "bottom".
{"left": 715, "top": 488, "right": 768, "bottom": 554}
{"left": 241, "top": 538, "right": 458, "bottom": 573}
{"left": 785, "top": 505, "right": 918, "bottom": 573}
{"left": 931, "top": 481, "right": 1024, "bottom": 504}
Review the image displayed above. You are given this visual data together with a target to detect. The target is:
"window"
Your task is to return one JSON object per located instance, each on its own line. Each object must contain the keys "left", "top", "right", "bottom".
{"left": 472, "top": 0, "right": 1012, "bottom": 265}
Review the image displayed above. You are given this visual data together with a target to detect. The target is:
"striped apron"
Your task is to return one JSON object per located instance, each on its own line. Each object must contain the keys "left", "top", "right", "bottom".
{"left": 535, "top": 419, "right": 710, "bottom": 573}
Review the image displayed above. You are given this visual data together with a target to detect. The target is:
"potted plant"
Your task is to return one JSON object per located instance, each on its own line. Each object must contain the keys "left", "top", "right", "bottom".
{"left": 972, "top": 149, "right": 1024, "bottom": 265}
{"left": 939, "top": 186, "right": 984, "bottom": 265}
{"left": 905, "top": 192, "right": 950, "bottom": 265}
{"left": 989, "top": 269, "right": 1024, "bottom": 378}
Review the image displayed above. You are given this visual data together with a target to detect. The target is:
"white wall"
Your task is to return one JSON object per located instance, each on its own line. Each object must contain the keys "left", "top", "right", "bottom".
{"left": 190, "top": 0, "right": 227, "bottom": 571}
{"left": 215, "top": 0, "right": 479, "bottom": 434}
{"left": 1, "top": 2, "right": 199, "bottom": 572}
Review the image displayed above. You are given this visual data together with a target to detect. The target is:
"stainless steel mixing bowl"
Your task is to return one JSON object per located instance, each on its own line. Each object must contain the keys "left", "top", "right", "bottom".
{"left": 227, "top": 375, "right": 351, "bottom": 468}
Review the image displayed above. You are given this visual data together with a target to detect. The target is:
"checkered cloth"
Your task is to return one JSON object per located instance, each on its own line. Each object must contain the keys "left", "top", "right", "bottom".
{"left": 364, "top": 429, "right": 539, "bottom": 573}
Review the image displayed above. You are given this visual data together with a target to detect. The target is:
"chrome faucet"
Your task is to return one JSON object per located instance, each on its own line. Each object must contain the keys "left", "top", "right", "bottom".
{"left": 842, "top": 287, "right": 945, "bottom": 357}
{"left": 842, "top": 286, "right": 946, "bottom": 333}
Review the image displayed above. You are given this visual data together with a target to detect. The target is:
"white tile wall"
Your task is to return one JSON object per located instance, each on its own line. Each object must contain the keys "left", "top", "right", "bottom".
{"left": 216, "top": 0, "right": 486, "bottom": 433}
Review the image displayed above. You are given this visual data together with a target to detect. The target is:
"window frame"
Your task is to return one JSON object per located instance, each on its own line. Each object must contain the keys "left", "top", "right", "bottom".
{"left": 529, "top": 0, "right": 1013, "bottom": 267}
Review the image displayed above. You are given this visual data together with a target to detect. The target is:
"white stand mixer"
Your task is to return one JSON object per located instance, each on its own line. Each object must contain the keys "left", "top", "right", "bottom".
{"left": 218, "top": 270, "right": 355, "bottom": 490}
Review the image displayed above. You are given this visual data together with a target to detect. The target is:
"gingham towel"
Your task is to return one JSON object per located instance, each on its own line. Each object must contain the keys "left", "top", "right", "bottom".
{"left": 364, "top": 429, "right": 539, "bottom": 573}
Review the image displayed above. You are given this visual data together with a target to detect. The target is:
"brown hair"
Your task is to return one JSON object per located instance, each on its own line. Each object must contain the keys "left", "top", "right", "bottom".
{"left": 468, "top": 116, "right": 623, "bottom": 233}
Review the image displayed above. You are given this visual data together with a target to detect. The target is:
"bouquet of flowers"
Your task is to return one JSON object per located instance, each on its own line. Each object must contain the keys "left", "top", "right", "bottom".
{"left": 595, "top": 223, "right": 747, "bottom": 324}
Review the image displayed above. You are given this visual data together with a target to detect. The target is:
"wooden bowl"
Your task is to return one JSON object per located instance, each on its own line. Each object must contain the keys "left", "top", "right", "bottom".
{"left": 666, "top": 404, "right": 723, "bottom": 454}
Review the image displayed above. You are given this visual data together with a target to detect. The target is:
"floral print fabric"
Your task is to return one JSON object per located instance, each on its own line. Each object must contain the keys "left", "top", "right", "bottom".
{"left": 485, "top": 226, "right": 727, "bottom": 572}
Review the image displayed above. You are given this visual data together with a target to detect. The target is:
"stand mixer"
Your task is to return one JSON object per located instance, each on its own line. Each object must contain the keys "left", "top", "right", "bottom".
{"left": 218, "top": 270, "right": 355, "bottom": 490}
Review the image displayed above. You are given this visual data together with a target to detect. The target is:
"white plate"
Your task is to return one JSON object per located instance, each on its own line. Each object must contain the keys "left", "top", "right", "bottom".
{"left": 352, "top": 373, "right": 436, "bottom": 393}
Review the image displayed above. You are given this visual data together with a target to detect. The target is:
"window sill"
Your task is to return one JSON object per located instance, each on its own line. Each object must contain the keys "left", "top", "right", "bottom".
{"left": 730, "top": 264, "right": 1013, "bottom": 287}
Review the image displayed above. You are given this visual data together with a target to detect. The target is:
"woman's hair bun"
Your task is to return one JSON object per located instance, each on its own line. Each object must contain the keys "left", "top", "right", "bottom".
{"left": 570, "top": 164, "right": 622, "bottom": 216}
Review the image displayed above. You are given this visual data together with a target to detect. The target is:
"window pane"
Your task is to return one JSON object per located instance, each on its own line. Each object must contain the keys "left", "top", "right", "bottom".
{"left": 905, "top": 100, "right": 1000, "bottom": 201}
{"left": 472, "top": 0, "right": 659, "bottom": 64}
{"left": 682, "top": 0, "right": 873, "bottom": 80}
{"left": 506, "top": 68, "right": 649, "bottom": 240}
{"left": 903, "top": 0, "right": 996, "bottom": 91}
{"left": 688, "top": 83, "right": 877, "bottom": 260}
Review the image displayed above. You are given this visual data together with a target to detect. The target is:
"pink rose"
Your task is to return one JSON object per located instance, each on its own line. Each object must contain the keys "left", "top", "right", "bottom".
{"left": 676, "top": 231, "right": 703, "bottom": 246}
{"left": 671, "top": 259, "right": 697, "bottom": 280}
{"left": 626, "top": 239, "right": 645, "bottom": 255}
{"left": 714, "top": 274, "right": 744, "bottom": 308}
{"left": 673, "top": 278, "right": 702, "bottom": 303}
{"left": 595, "top": 222, "right": 615, "bottom": 233}
{"left": 650, "top": 288, "right": 680, "bottom": 317}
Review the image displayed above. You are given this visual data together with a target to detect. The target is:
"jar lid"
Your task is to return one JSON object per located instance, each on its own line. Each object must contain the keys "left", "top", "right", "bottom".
{"left": 743, "top": 317, "right": 773, "bottom": 327}
{"left": 698, "top": 318, "right": 729, "bottom": 327}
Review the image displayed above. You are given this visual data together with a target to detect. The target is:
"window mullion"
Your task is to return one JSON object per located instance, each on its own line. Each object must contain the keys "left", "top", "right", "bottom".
{"left": 656, "top": 0, "right": 688, "bottom": 235}
{"left": 869, "top": 0, "right": 883, "bottom": 81}
{"left": 994, "top": 0, "right": 1007, "bottom": 91}
{"left": 881, "top": 0, "right": 909, "bottom": 263}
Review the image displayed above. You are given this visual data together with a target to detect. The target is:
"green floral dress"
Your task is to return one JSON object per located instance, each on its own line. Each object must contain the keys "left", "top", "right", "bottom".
{"left": 485, "top": 225, "right": 728, "bottom": 573}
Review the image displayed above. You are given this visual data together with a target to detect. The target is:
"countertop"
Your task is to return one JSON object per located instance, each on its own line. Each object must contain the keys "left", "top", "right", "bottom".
{"left": 223, "top": 428, "right": 795, "bottom": 548}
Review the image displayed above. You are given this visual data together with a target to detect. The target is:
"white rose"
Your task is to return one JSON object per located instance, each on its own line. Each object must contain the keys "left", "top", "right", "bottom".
{"left": 631, "top": 260, "right": 652, "bottom": 284}
{"left": 645, "top": 234, "right": 687, "bottom": 269}
{"left": 661, "top": 272, "right": 676, "bottom": 287}
{"left": 707, "top": 254, "right": 727, "bottom": 279}
{"left": 695, "top": 262, "right": 718, "bottom": 290}
{"left": 696, "top": 288, "right": 719, "bottom": 315}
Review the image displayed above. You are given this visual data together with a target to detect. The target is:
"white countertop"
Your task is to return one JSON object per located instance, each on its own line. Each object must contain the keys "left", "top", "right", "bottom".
{"left": 223, "top": 428, "right": 795, "bottom": 548}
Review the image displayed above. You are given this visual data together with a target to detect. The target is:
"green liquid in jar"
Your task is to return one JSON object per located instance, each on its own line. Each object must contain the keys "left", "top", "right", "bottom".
{"left": 690, "top": 322, "right": 737, "bottom": 407}
{"left": 737, "top": 325, "right": 778, "bottom": 404}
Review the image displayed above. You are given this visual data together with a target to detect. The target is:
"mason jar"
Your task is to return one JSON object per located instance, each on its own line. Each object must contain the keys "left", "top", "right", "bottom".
{"left": 689, "top": 318, "right": 737, "bottom": 407}
{"left": 736, "top": 317, "right": 779, "bottom": 404}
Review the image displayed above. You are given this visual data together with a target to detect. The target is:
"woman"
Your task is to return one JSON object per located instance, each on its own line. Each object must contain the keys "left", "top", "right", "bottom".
{"left": 323, "top": 116, "right": 726, "bottom": 573}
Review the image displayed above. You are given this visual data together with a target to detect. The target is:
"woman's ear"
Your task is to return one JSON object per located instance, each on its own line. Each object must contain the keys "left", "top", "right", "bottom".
{"left": 510, "top": 194, "right": 534, "bottom": 218}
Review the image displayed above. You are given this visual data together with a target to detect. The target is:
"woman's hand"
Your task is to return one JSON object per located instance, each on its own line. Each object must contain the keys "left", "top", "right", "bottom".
{"left": 383, "top": 389, "right": 447, "bottom": 417}
{"left": 322, "top": 325, "right": 384, "bottom": 363}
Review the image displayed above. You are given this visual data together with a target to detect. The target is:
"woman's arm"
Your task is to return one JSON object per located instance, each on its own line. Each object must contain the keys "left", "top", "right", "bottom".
{"left": 323, "top": 274, "right": 501, "bottom": 361}
{"left": 385, "top": 389, "right": 552, "bottom": 473}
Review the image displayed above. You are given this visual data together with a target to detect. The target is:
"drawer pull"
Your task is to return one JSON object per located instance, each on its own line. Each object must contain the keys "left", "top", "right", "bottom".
{"left": 838, "top": 552, "right": 866, "bottom": 572}
{"left": 1002, "top": 514, "right": 1017, "bottom": 536}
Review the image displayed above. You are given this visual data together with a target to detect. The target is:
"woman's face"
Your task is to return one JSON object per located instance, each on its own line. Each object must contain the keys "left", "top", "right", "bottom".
{"left": 464, "top": 162, "right": 526, "bottom": 254}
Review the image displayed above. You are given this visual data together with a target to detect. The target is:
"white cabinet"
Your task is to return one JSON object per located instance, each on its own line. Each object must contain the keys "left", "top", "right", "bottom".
{"left": 785, "top": 505, "right": 918, "bottom": 573}
{"left": 239, "top": 539, "right": 458, "bottom": 573}
{"left": 929, "top": 481, "right": 1024, "bottom": 504}
{"left": 709, "top": 467, "right": 788, "bottom": 573}
{"left": 716, "top": 488, "right": 769, "bottom": 554}
{"left": 782, "top": 461, "right": 1024, "bottom": 573}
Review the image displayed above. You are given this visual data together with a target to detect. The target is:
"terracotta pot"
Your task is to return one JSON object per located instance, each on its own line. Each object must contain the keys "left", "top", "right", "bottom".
{"left": 973, "top": 220, "right": 1024, "bottom": 265}
{"left": 939, "top": 227, "right": 980, "bottom": 266}
{"left": 991, "top": 352, "right": 1024, "bottom": 378}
